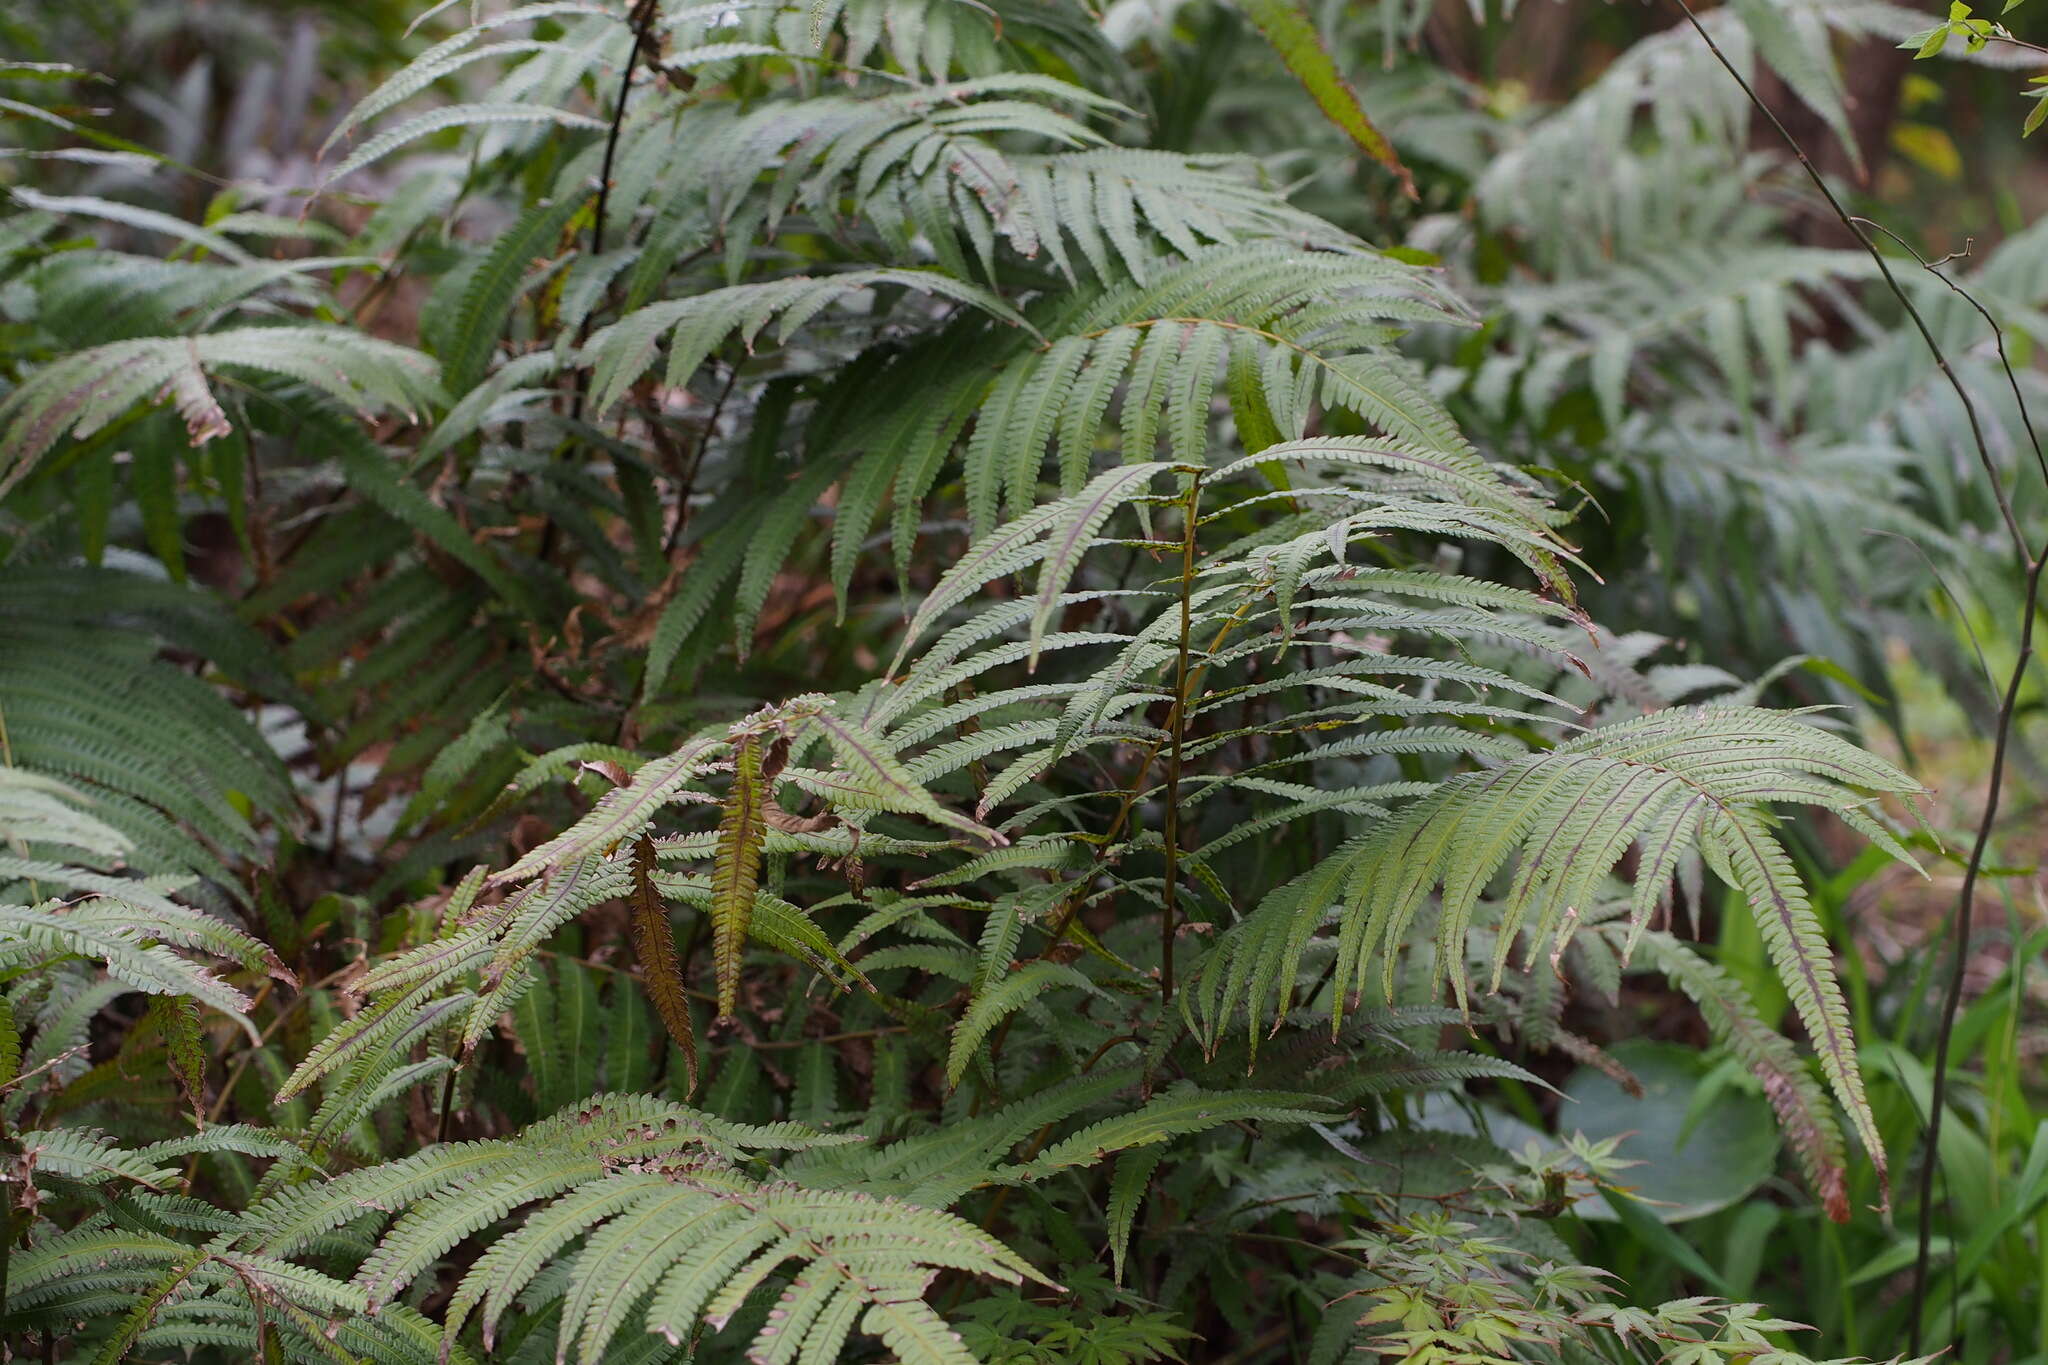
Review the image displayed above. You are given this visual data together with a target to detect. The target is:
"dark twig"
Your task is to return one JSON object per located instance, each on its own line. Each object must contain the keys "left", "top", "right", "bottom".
{"left": 663, "top": 359, "right": 740, "bottom": 557}
{"left": 575, "top": 0, "right": 657, "bottom": 384}
{"left": 1920, "top": 556, "right": 2042, "bottom": 1338}
{"left": 545, "top": 0, "right": 658, "bottom": 564}
{"left": 1665, "top": 1, "right": 2047, "bottom": 1351}
{"left": 435, "top": 1064, "right": 460, "bottom": 1143}
{"left": 587, "top": 0, "right": 657, "bottom": 270}
{"left": 1161, "top": 473, "right": 1202, "bottom": 1005}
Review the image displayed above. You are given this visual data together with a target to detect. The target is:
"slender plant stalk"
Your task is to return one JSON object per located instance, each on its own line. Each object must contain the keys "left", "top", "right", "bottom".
{"left": 1845, "top": 216, "right": 2048, "bottom": 1346}
{"left": 545, "top": 0, "right": 657, "bottom": 564}
{"left": 575, "top": 0, "right": 656, "bottom": 376}
{"left": 995, "top": 481, "right": 1232, "bottom": 1071}
{"left": 1161, "top": 474, "right": 1202, "bottom": 1004}
{"left": 434, "top": 1064, "right": 459, "bottom": 1143}
{"left": 1667, "top": 0, "right": 2046, "bottom": 1348}
{"left": 588, "top": 0, "right": 657, "bottom": 267}
{"left": 1, "top": 1114, "right": 10, "bottom": 1318}
{"left": 1913, "top": 554, "right": 2043, "bottom": 1345}
{"left": 572, "top": 0, "right": 654, "bottom": 415}
{"left": 1038, "top": 592, "right": 1256, "bottom": 954}
{"left": 660, "top": 358, "right": 739, "bottom": 556}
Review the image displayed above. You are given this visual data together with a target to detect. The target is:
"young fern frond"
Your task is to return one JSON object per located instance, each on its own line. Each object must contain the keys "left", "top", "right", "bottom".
{"left": 289, "top": 696, "right": 993, "bottom": 1108}
{"left": 712, "top": 734, "right": 772, "bottom": 1021}
{"left": 629, "top": 836, "right": 699, "bottom": 1095}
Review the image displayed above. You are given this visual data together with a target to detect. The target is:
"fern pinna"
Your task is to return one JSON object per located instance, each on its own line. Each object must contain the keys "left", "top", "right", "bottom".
{"left": 0, "top": 1, "right": 1942, "bottom": 1362}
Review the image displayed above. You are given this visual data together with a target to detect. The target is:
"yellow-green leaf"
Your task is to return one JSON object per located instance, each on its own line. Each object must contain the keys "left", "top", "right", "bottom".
{"left": 709, "top": 735, "right": 768, "bottom": 1020}
{"left": 1234, "top": 0, "right": 1414, "bottom": 198}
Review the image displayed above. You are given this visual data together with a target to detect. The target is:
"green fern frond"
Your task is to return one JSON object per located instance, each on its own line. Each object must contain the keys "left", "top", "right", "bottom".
{"left": 1020, "top": 1085, "right": 1338, "bottom": 1178}
{"left": 1232, "top": 0, "right": 1412, "bottom": 195}
{"left": 0, "top": 900, "right": 258, "bottom": 1015}
{"left": 0, "top": 329, "right": 442, "bottom": 495}
{"left": 584, "top": 268, "right": 1031, "bottom": 417}
{"left": 320, "top": 103, "right": 608, "bottom": 186}
{"left": 1641, "top": 929, "right": 1851, "bottom": 1220}
{"left": 242, "top": 1096, "right": 1029, "bottom": 1365}
{"left": 711, "top": 734, "right": 770, "bottom": 1021}
{"left": 491, "top": 736, "right": 726, "bottom": 886}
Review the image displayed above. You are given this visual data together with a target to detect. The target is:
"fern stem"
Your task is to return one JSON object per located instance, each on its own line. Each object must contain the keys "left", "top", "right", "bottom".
{"left": 1039, "top": 593, "right": 1255, "bottom": 953}
{"left": 588, "top": 0, "right": 658, "bottom": 267}
{"left": 1, "top": 1118, "right": 10, "bottom": 1320}
{"left": 547, "top": 0, "right": 657, "bottom": 567}
{"left": 1913, "top": 551, "right": 2042, "bottom": 1346}
{"left": 1160, "top": 474, "right": 1202, "bottom": 1005}
{"left": 1846, "top": 213, "right": 2048, "bottom": 494}
{"left": 434, "top": 1064, "right": 459, "bottom": 1143}
{"left": 1667, "top": 0, "right": 2047, "bottom": 1348}
{"left": 659, "top": 359, "right": 738, "bottom": 559}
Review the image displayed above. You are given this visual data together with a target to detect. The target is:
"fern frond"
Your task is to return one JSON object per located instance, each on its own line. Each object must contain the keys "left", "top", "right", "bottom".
{"left": 1289, "top": 706, "right": 1918, "bottom": 1203}
{"left": 711, "top": 735, "right": 770, "bottom": 1021}
{"left": 0, "top": 329, "right": 441, "bottom": 495}
{"left": 587, "top": 269, "right": 1029, "bottom": 417}
{"left": 1641, "top": 929, "right": 1850, "bottom": 1220}
{"left": 0, "top": 900, "right": 255, "bottom": 1015}
{"left": 803, "top": 703, "right": 1000, "bottom": 841}
{"left": 491, "top": 736, "right": 725, "bottom": 886}
{"left": 1700, "top": 805, "right": 1886, "bottom": 1204}
{"left": 320, "top": 103, "right": 607, "bottom": 185}
{"left": 630, "top": 837, "right": 698, "bottom": 1095}
{"left": 1020, "top": 1086, "right": 1338, "bottom": 1179}
{"left": 1233, "top": 0, "right": 1412, "bottom": 195}
{"left": 947, "top": 961, "right": 1097, "bottom": 1086}
{"left": 246, "top": 1098, "right": 1033, "bottom": 1365}
{"left": 13, "top": 1125, "right": 181, "bottom": 1190}
{"left": 320, "top": 2, "right": 619, "bottom": 155}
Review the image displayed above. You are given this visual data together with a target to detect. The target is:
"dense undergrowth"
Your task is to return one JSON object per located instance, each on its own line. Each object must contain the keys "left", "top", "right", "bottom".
{"left": 1, "top": 0, "right": 2046, "bottom": 1361}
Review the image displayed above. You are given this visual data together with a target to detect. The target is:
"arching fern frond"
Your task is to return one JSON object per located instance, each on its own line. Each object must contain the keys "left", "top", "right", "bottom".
{"left": 235, "top": 1092, "right": 1019, "bottom": 1365}
{"left": 0, "top": 328, "right": 442, "bottom": 494}
{"left": 1194, "top": 705, "right": 1916, "bottom": 1205}
{"left": 0, "top": 563, "right": 301, "bottom": 897}
{"left": 3, "top": 1221, "right": 465, "bottom": 1365}
{"left": 584, "top": 268, "right": 1031, "bottom": 418}
{"left": 1641, "top": 928, "right": 1852, "bottom": 1222}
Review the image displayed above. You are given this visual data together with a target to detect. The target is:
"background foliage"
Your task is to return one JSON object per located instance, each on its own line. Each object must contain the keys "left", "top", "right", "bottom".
{"left": 1, "top": 0, "right": 2046, "bottom": 1361}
